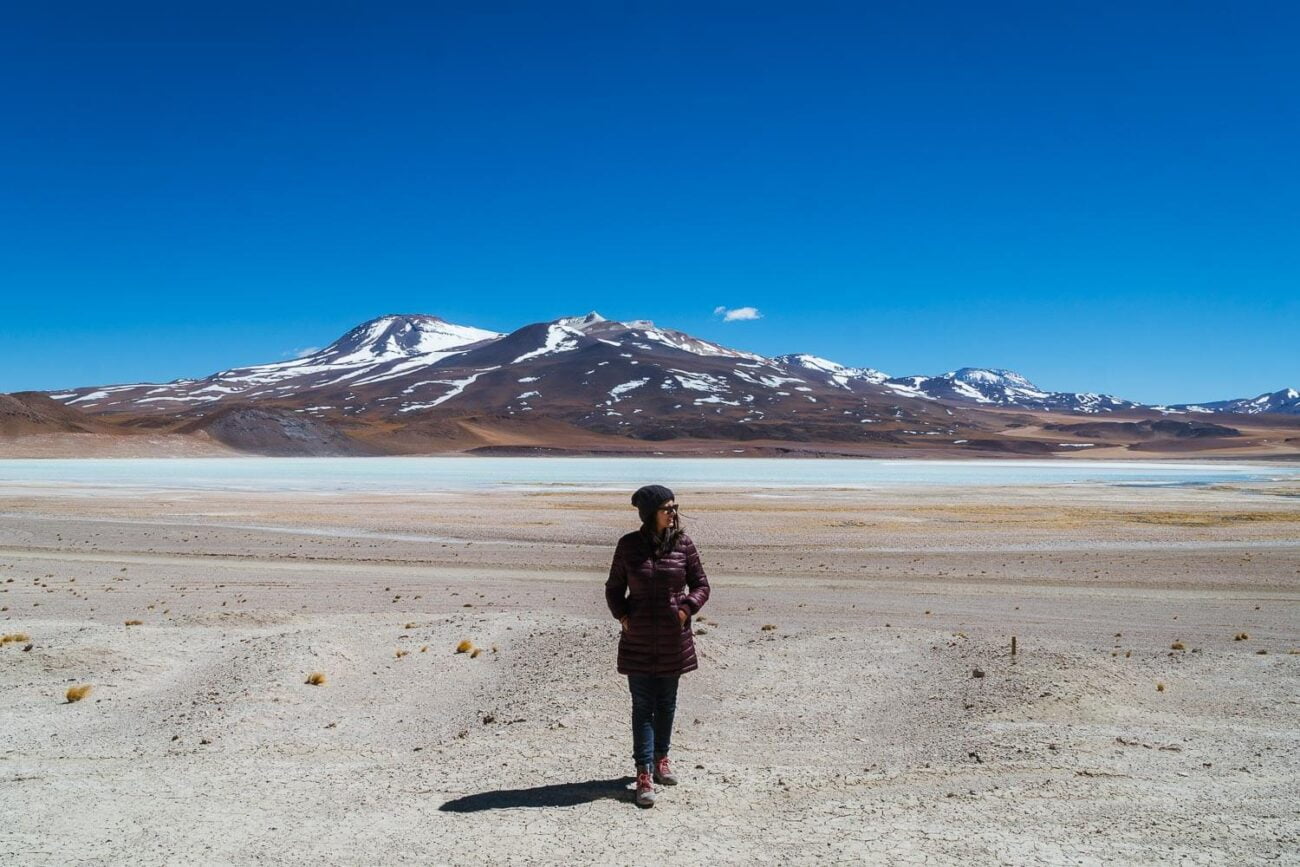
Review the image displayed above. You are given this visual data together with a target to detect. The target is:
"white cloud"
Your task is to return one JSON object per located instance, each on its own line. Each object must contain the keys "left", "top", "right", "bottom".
{"left": 283, "top": 346, "right": 320, "bottom": 358}
{"left": 714, "top": 306, "right": 762, "bottom": 322}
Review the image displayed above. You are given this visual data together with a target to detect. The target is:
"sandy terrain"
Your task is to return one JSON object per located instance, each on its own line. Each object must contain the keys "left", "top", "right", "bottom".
{"left": 1, "top": 476, "right": 1298, "bottom": 864}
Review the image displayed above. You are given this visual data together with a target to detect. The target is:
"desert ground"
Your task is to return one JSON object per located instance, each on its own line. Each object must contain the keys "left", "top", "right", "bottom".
{"left": 1, "top": 473, "right": 1298, "bottom": 865}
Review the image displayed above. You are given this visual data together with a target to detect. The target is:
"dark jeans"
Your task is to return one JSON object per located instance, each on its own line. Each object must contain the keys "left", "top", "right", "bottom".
{"left": 627, "top": 673, "right": 680, "bottom": 768}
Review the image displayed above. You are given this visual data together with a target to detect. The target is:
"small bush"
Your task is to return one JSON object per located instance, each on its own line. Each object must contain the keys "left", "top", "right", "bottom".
{"left": 470, "top": 647, "right": 481, "bottom": 658}
{"left": 1, "top": 632, "right": 31, "bottom": 645}
{"left": 455, "top": 639, "right": 474, "bottom": 653}
{"left": 395, "top": 649, "right": 409, "bottom": 658}
{"left": 305, "top": 671, "right": 326, "bottom": 685}
{"left": 1234, "top": 632, "right": 1249, "bottom": 641}
{"left": 419, "top": 645, "right": 428, "bottom": 653}
{"left": 124, "top": 619, "right": 143, "bottom": 626}
{"left": 404, "top": 622, "right": 418, "bottom": 629}
{"left": 1156, "top": 682, "right": 1165, "bottom": 692}
{"left": 65, "top": 684, "right": 92, "bottom": 702}
{"left": 760, "top": 624, "right": 777, "bottom": 631}
{"left": 1170, "top": 641, "right": 1185, "bottom": 650}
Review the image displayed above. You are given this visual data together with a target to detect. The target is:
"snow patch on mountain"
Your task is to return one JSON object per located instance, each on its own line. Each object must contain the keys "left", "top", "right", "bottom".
{"left": 511, "top": 324, "right": 584, "bottom": 364}
{"left": 397, "top": 366, "right": 502, "bottom": 412}
{"left": 774, "top": 353, "right": 890, "bottom": 389}
{"left": 610, "top": 378, "right": 650, "bottom": 399}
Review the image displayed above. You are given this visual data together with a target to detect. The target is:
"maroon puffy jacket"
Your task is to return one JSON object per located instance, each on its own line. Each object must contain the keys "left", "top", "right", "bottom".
{"left": 604, "top": 527, "right": 711, "bottom": 676}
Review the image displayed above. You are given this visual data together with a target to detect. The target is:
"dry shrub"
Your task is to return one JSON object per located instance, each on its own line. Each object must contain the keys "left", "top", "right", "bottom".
{"left": 1156, "top": 682, "right": 1166, "bottom": 692}
{"left": 305, "top": 671, "right": 326, "bottom": 686}
{"left": 404, "top": 622, "right": 418, "bottom": 629}
{"left": 470, "top": 647, "right": 481, "bottom": 658}
{"left": 1234, "top": 632, "right": 1249, "bottom": 641}
{"left": 65, "top": 684, "right": 92, "bottom": 702}
{"left": 491, "top": 644, "right": 499, "bottom": 653}
{"left": 420, "top": 645, "right": 428, "bottom": 653}
{"left": 124, "top": 619, "right": 143, "bottom": 626}
{"left": 760, "top": 624, "right": 777, "bottom": 631}
{"left": 455, "top": 639, "right": 473, "bottom": 653}
{"left": 395, "top": 649, "right": 409, "bottom": 658}
{"left": 1170, "top": 641, "right": 1185, "bottom": 650}
{"left": 1, "top": 632, "right": 31, "bottom": 645}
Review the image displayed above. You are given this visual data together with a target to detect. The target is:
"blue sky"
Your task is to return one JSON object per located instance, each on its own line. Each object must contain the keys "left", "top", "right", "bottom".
{"left": 2, "top": 2, "right": 1296, "bottom": 404}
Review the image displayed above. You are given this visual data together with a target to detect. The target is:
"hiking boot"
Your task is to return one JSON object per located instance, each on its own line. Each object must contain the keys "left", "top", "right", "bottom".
{"left": 653, "top": 754, "right": 678, "bottom": 785}
{"left": 635, "top": 764, "right": 657, "bottom": 807}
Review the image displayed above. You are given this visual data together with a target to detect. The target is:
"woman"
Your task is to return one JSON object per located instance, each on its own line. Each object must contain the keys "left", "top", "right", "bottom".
{"left": 604, "top": 484, "right": 711, "bottom": 808}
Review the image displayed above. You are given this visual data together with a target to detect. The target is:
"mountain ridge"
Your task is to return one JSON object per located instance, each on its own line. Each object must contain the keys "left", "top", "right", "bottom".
{"left": 10, "top": 311, "right": 1294, "bottom": 459}
{"left": 40, "top": 311, "right": 1296, "bottom": 419}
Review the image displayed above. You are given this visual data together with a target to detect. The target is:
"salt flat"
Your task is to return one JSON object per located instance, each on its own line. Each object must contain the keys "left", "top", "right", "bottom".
{"left": 1, "top": 477, "right": 1298, "bottom": 865}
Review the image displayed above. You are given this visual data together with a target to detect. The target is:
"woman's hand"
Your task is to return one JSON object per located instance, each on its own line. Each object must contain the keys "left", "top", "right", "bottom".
{"left": 677, "top": 608, "right": 689, "bottom": 627}
{"left": 619, "top": 614, "right": 630, "bottom": 633}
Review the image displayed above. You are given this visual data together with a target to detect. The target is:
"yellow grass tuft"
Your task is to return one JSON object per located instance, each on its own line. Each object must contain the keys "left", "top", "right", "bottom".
{"left": 455, "top": 639, "right": 474, "bottom": 653}
{"left": 124, "top": 619, "right": 143, "bottom": 626}
{"left": 65, "top": 684, "right": 92, "bottom": 703}
{"left": 404, "top": 622, "right": 418, "bottom": 630}
{"left": 305, "top": 671, "right": 326, "bottom": 685}
{"left": 1170, "top": 641, "right": 1185, "bottom": 650}
{"left": 1156, "top": 682, "right": 1165, "bottom": 692}
{"left": 470, "top": 647, "right": 481, "bottom": 658}
{"left": 395, "top": 649, "right": 409, "bottom": 658}
{"left": 760, "top": 624, "right": 777, "bottom": 631}
{"left": 1234, "top": 632, "right": 1249, "bottom": 641}
{"left": 1, "top": 632, "right": 31, "bottom": 645}
{"left": 420, "top": 645, "right": 428, "bottom": 653}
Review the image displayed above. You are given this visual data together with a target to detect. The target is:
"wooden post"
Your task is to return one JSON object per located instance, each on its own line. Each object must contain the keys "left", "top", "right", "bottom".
{"left": 1011, "top": 635, "right": 1017, "bottom": 656}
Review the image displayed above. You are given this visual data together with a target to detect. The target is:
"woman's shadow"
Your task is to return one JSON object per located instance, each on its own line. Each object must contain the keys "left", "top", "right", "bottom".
{"left": 439, "top": 776, "right": 635, "bottom": 812}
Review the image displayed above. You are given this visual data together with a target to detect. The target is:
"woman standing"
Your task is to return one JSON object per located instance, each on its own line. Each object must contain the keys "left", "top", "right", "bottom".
{"left": 604, "top": 484, "right": 711, "bottom": 808}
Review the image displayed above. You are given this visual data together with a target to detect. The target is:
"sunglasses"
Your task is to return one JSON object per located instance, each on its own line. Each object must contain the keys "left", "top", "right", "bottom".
{"left": 657, "top": 504, "right": 679, "bottom": 513}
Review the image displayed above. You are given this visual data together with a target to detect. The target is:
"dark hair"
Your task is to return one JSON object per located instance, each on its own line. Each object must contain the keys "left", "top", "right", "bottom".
{"left": 642, "top": 505, "right": 684, "bottom": 557}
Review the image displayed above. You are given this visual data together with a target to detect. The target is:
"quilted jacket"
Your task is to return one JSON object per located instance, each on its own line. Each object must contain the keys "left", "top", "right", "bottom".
{"left": 604, "top": 526, "right": 711, "bottom": 676}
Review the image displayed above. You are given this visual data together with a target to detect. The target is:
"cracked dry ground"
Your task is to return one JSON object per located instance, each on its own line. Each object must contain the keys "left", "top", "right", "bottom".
{"left": 1, "top": 482, "right": 1298, "bottom": 864}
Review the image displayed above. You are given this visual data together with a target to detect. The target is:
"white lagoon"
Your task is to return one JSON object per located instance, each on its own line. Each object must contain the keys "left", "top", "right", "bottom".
{"left": 0, "top": 456, "right": 1296, "bottom": 494}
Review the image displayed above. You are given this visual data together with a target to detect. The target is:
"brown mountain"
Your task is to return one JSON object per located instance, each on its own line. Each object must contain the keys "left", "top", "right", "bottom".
{"left": 14, "top": 312, "right": 1299, "bottom": 459}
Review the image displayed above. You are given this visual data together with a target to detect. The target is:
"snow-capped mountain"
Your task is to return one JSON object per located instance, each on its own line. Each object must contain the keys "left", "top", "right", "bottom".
{"left": 43, "top": 312, "right": 961, "bottom": 445}
{"left": 48, "top": 314, "right": 503, "bottom": 412}
{"left": 38, "top": 311, "right": 1295, "bottom": 449}
{"left": 1162, "top": 387, "right": 1300, "bottom": 416}
{"left": 876, "top": 367, "right": 1142, "bottom": 414}
{"left": 775, "top": 358, "right": 1144, "bottom": 414}
{"left": 774, "top": 354, "right": 891, "bottom": 388}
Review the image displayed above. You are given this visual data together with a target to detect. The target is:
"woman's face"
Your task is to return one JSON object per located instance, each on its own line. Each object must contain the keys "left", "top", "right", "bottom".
{"left": 655, "top": 499, "right": 678, "bottom": 532}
